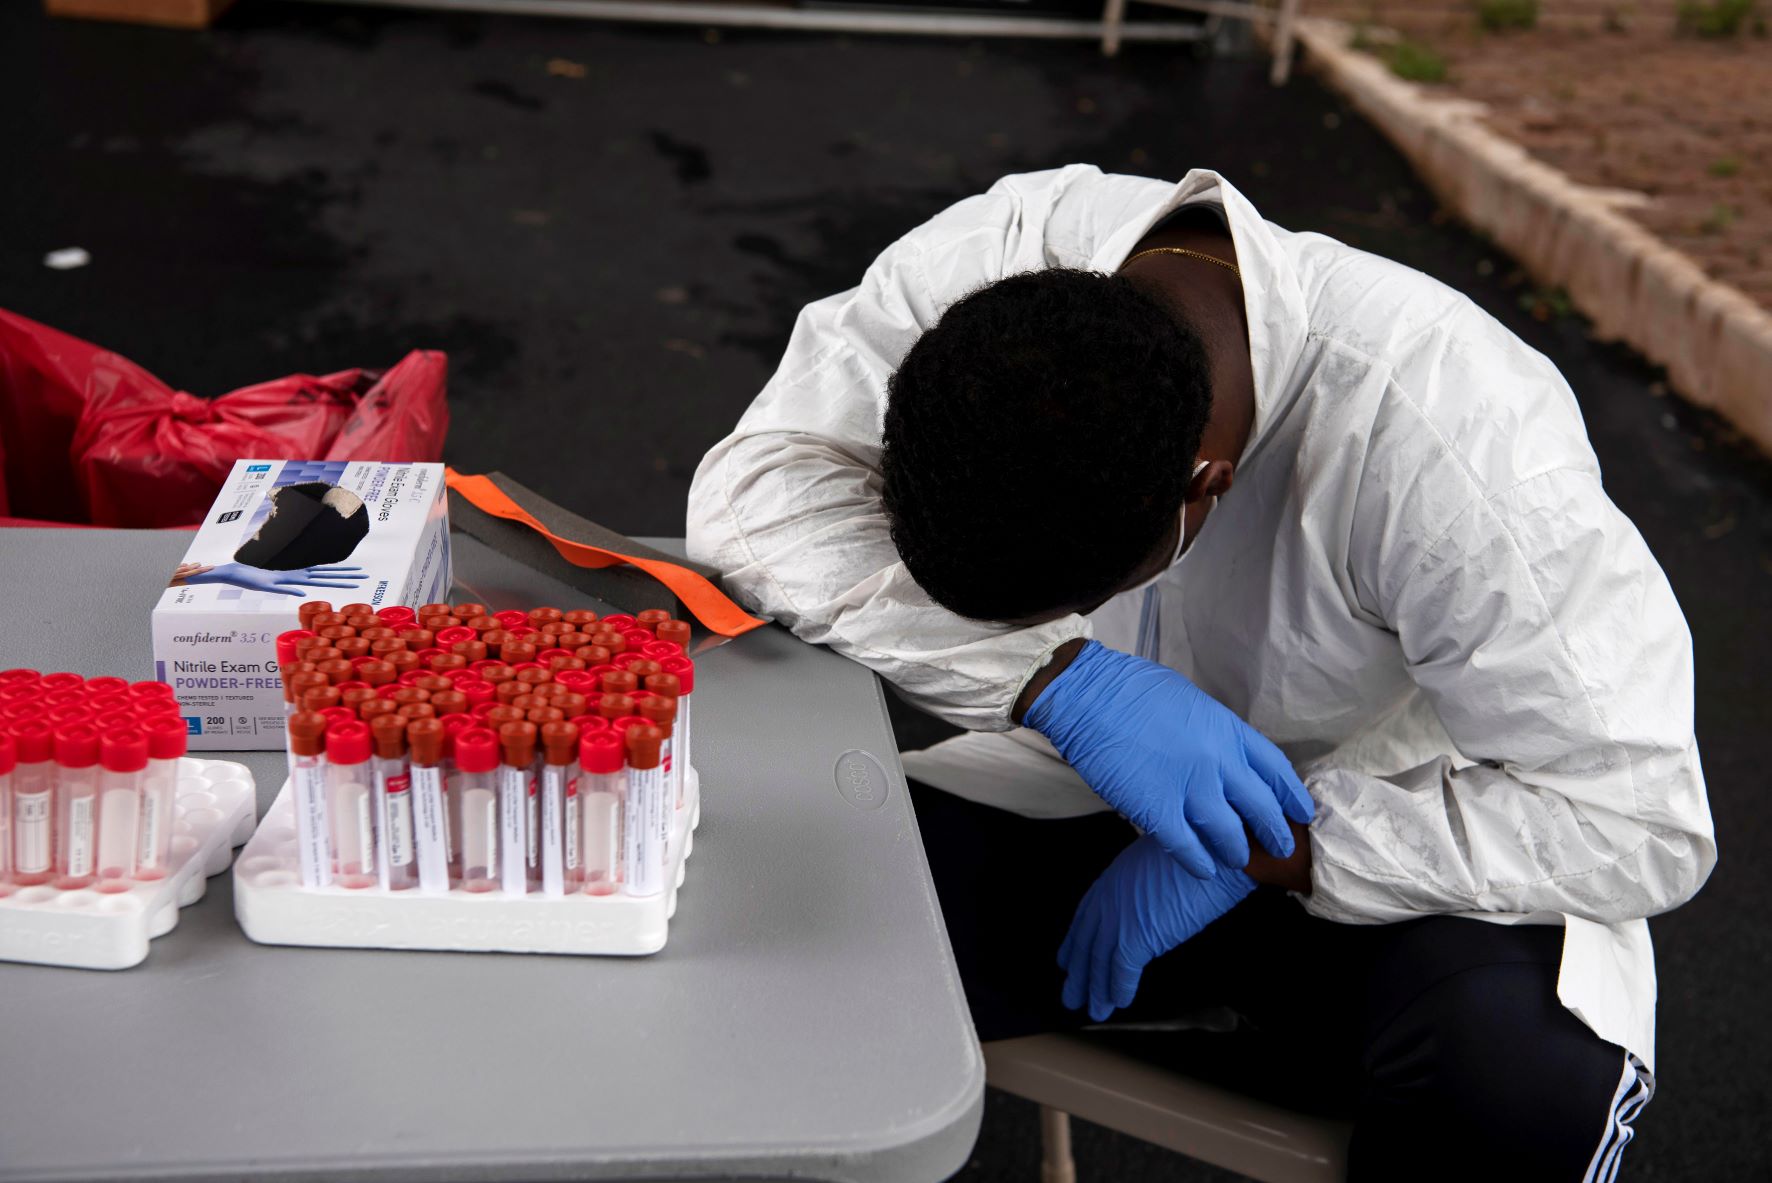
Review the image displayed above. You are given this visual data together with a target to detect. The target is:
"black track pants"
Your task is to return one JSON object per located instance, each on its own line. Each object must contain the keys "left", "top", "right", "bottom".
{"left": 911, "top": 780, "right": 1652, "bottom": 1182}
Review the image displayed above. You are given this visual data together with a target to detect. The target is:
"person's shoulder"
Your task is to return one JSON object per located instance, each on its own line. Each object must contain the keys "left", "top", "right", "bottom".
{"left": 1288, "top": 233, "right": 1597, "bottom": 490}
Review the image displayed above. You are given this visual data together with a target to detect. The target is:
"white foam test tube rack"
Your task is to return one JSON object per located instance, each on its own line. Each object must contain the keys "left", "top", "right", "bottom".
{"left": 1, "top": 759, "right": 257, "bottom": 970}
{"left": 233, "top": 762, "right": 699, "bottom": 956}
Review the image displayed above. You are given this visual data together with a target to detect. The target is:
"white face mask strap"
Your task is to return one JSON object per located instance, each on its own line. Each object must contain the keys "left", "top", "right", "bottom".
{"left": 1171, "top": 460, "right": 1215, "bottom": 565}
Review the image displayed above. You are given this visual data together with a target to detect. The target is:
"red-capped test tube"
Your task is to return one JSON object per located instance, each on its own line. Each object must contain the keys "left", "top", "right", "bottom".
{"left": 96, "top": 729, "right": 148, "bottom": 889}
{"left": 622, "top": 724, "right": 666, "bottom": 897}
{"left": 497, "top": 722, "right": 537, "bottom": 895}
{"left": 287, "top": 712, "right": 333, "bottom": 888}
{"left": 452, "top": 726, "right": 501, "bottom": 893}
{"left": 7, "top": 722, "right": 54, "bottom": 885}
{"left": 326, "top": 721, "right": 378, "bottom": 889}
{"left": 405, "top": 719, "right": 452, "bottom": 894}
{"left": 659, "top": 655, "right": 696, "bottom": 806}
{"left": 370, "top": 714, "right": 417, "bottom": 891}
{"left": 0, "top": 732, "right": 14, "bottom": 894}
{"left": 539, "top": 721, "right": 579, "bottom": 897}
{"left": 638, "top": 685, "right": 682, "bottom": 812}
{"left": 54, "top": 725, "right": 102, "bottom": 889}
{"left": 137, "top": 717, "right": 186, "bottom": 879}
{"left": 579, "top": 732, "right": 624, "bottom": 896}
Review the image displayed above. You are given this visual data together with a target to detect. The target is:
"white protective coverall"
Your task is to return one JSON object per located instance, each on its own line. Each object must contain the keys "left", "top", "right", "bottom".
{"left": 686, "top": 167, "right": 1716, "bottom": 1073}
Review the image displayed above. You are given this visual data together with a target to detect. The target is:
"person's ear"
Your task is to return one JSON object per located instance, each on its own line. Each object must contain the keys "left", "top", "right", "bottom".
{"left": 1185, "top": 459, "right": 1235, "bottom": 503}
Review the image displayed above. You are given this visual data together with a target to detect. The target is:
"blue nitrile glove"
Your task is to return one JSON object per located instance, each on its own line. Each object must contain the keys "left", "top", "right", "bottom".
{"left": 1026, "top": 640, "right": 1313, "bottom": 877}
{"left": 182, "top": 563, "right": 366, "bottom": 597}
{"left": 1059, "top": 836, "right": 1256, "bottom": 1021}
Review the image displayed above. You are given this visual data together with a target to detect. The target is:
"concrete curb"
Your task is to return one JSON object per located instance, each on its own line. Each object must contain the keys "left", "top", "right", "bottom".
{"left": 1295, "top": 18, "right": 1772, "bottom": 453}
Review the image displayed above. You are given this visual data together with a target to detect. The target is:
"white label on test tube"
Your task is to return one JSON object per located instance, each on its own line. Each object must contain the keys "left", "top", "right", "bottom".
{"left": 497, "top": 766, "right": 528, "bottom": 896}
{"left": 65, "top": 778, "right": 98, "bottom": 879}
{"left": 292, "top": 759, "right": 333, "bottom": 889}
{"left": 15, "top": 780, "right": 52, "bottom": 876}
{"left": 564, "top": 784, "right": 580, "bottom": 881}
{"left": 655, "top": 741, "right": 671, "bottom": 867}
{"left": 386, "top": 776, "right": 415, "bottom": 869}
{"left": 0, "top": 770, "right": 10, "bottom": 880}
{"left": 540, "top": 766, "right": 566, "bottom": 897}
{"left": 409, "top": 764, "right": 450, "bottom": 894}
{"left": 678, "top": 693, "right": 693, "bottom": 808}
{"left": 372, "top": 761, "right": 393, "bottom": 890}
{"left": 624, "top": 764, "right": 665, "bottom": 897}
{"left": 526, "top": 776, "right": 540, "bottom": 876}
{"left": 136, "top": 761, "right": 175, "bottom": 874}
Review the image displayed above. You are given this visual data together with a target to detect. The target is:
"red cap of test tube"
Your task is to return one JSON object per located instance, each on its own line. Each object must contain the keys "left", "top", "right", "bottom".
{"left": 642, "top": 641, "right": 684, "bottom": 662}
{"left": 85, "top": 676, "right": 130, "bottom": 697}
{"left": 660, "top": 655, "right": 695, "bottom": 694}
{"left": 54, "top": 724, "right": 101, "bottom": 768}
{"left": 322, "top": 706, "right": 360, "bottom": 730}
{"left": 144, "top": 716, "right": 189, "bottom": 760}
{"left": 100, "top": 729, "right": 149, "bottom": 773}
{"left": 580, "top": 731, "right": 623, "bottom": 774}
{"left": 326, "top": 721, "right": 373, "bottom": 765}
{"left": 554, "top": 670, "right": 596, "bottom": 694}
{"left": 0, "top": 668, "right": 41, "bottom": 685}
{"left": 276, "top": 630, "right": 316, "bottom": 668}
{"left": 42, "top": 672, "right": 86, "bottom": 692}
{"left": 10, "top": 719, "right": 54, "bottom": 763}
{"left": 623, "top": 724, "right": 664, "bottom": 770}
{"left": 0, "top": 731, "right": 14, "bottom": 775}
{"left": 376, "top": 605, "right": 417, "bottom": 626}
{"left": 453, "top": 726, "right": 500, "bottom": 773}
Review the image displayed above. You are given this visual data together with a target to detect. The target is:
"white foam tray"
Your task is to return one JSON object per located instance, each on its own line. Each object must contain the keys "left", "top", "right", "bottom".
{"left": 234, "top": 766, "right": 700, "bottom": 956}
{"left": 0, "top": 758, "right": 257, "bottom": 970}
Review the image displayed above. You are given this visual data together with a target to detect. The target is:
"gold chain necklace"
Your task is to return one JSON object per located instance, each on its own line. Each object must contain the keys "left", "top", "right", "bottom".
{"left": 1119, "top": 246, "right": 1241, "bottom": 279}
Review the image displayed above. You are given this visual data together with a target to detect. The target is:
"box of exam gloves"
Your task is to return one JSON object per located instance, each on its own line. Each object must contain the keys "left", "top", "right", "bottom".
{"left": 151, "top": 460, "right": 451, "bottom": 750}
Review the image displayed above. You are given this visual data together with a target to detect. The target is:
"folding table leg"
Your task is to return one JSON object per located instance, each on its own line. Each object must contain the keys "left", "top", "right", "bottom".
{"left": 1040, "top": 1105, "right": 1077, "bottom": 1183}
{"left": 1269, "top": 0, "right": 1302, "bottom": 84}
{"left": 1099, "top": 0, "right": 1128, "bottom": 57}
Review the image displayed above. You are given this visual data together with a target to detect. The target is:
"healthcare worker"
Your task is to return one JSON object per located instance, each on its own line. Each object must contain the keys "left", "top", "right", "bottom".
{"left": 687, "top": 167, "right": 1714, "bottom": 1180}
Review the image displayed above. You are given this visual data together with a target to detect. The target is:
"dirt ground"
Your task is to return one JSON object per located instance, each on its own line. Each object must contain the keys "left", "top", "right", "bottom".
{"left": 1330, "top": 7, "right": 1772, "bottom": 308}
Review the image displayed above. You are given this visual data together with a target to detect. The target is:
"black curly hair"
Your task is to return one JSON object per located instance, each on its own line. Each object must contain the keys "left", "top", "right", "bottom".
{"left": 881, "top": 268, "right": 1212, "bottom": 622}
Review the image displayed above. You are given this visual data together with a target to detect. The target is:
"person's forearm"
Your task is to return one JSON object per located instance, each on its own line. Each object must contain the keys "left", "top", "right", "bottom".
{"left": 1244, "top": 819, "right": 1312, "bottom": 894}
{"left": 1012, "top": 637, "right": 1088, "bottom": 724}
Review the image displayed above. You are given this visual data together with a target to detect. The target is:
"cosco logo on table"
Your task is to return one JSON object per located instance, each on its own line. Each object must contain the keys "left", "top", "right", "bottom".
{"left": 833, "top": 750, "right": 891, "bottom": 812}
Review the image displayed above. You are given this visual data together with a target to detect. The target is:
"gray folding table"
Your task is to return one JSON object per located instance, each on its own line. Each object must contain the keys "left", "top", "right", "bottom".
{"left": 0, "top": 527, "right": 982, "bottom": 1183}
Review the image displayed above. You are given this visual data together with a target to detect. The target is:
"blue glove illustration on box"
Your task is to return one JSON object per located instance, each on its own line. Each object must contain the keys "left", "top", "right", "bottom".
{"left": 172, "top": 561, "right": 366, "bottom": 598}
{"left": 1059, "top": 836, "right": 1256, "bottom": 1022}
{"left": 1026, "top": 640, "right": 1314, "bottom": 877}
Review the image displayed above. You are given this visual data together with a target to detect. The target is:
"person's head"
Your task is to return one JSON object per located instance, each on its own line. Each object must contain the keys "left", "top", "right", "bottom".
{"left": 881, "top": 267, "right": 1219, "bottom": 625}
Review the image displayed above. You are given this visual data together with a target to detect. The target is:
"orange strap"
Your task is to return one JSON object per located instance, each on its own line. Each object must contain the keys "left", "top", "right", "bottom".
{"left": 445, "top": 468, "right": 765, "bottom": 637}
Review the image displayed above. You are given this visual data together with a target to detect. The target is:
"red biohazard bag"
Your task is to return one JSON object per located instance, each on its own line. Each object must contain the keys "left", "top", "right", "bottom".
{"left": 0, "top": 308, "right": 448, "bottom": 528}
